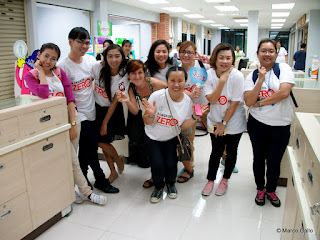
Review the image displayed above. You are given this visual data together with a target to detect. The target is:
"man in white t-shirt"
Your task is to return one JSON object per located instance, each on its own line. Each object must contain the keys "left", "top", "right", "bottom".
{"left": 58, "top": 27, "right": 118, "bottom": 194}
{"left": 276, "top": 40, "right": 288, "bottom": 64}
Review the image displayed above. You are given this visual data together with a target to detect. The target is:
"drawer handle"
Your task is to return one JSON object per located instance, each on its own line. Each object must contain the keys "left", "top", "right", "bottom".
{"left": 40, "top": 115, "right": 51, "bottom": 123}
{"left": 0, "top": 210, "right": 11, "bottom": 219}
{"left": 0, "top": 165, "right": 3, "bottom": 171}
{"left": 42, "top": 143, "right": 53, "bottom": 151}
{"left": 311, "top": 202, "right": 320, "bottom": 216}
{"left": 291, "top": 177, "right": 294, "bottom": 187}
{"left": 301, "top": 220, "right": 305, "bottom": 236}
{"left": 296, "top": 138, "right": 300, "bottom": 149}
{"left": 307, "top": 170, "right": 313, "bottom": 186}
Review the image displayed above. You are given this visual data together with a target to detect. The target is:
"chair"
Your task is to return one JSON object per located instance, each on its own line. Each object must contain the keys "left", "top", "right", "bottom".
{"left": 238, "top": 58, "right": 249, "bottom": 71}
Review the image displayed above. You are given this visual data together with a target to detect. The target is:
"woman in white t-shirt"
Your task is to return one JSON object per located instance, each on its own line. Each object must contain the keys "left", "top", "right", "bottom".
{"left": 276, "top": 40, "right": 288, "bottom": 63}
{"left": 142, "top": 66, "right": 208, "bottom": 203}
{"left": 93, "top": 44, "right": 138, "bottom": 183}
{"left": 178, "top": 41, "right": 211, "bottom": 183}
{"left": 202, "top": 43, "right": 246, "bottom": 197}
{"left": 244, "top": 38, "right": 295, "bottom": 208}
{"left": 145, "top": 40, "right": 178, "bottom": 82}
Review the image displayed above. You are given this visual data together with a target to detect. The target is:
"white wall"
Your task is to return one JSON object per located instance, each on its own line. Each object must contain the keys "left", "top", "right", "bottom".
{"left": 258, "top": 29, "right": 269, "bottom": 41}
{"left": 36, "top": 0, "right": 95, "bottom": 11}
{"left": 211, "top": 29, "right": 221, "bottom": 50}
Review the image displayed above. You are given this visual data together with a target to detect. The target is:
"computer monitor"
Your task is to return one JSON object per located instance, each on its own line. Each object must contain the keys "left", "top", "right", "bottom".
{"left": 238, "top": 58, "right": 249, "bottom": 71}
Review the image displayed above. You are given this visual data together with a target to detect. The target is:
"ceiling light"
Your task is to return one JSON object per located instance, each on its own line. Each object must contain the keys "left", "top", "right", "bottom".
{"left": 272, "top": 19, "right": 286, "bottom": 22}
{"left": 271, "top": 27, "right": 282, "bottom": 29}
{"left": 218, "top": 27, "right": 230, "bottom": 29}
{"left": 216, "top": 13, "right": 225, "bottom": 16}
{"left": 271, "top": 23, "right": 284, "bottom": 27}
{"left": 210, "top": 24, "right": 223, "bottom": 27}
{"left": 272, "top": 12, "right": 290, "bottom": 17}
{"left": 139, "top": 0, "right": 169, "bottom": 3}
{"left": 162, "top": 7, "right": 189, "bottom": 12}
{"left": 199, "top": 20, "right": 216, "bottom": 23}
{"left": 272, "top": 3, "right": 295, "bottom": 9}
{"left": 214, "top": 6, "right": 239, "bottom": 12}
{"left": 205, "top": 0, "right": 231, "bottom": 2}
{"left": 234, "top": 19, "right": 248, "bottom": 23}
{"left": 184, "top": 14, "right": 205, "bottom": 18}
{"left": 240, "top": 24, "right": 248, "bottom": 26}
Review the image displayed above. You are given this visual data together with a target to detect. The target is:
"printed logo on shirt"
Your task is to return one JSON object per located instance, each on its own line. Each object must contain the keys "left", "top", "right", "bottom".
{"left": 156, "top": 113, "right": 178, "bottom": 127}
{"left": 94, "top": 85, "right": 108, "bottom": 99}
{"left": 218, "top": 96, "right": 228, "bottom": 105}
{"left": 49, "top": 92, "right": 65, "bottom": 97}
{"left": 185, "top": 84, "right": 196, "bottom": 92}
{"left": 119, "top": 82, "right": 125, "bottom": 91}
{"left": 259, "top": 89, "right": 274, "bottom": 99}
{"left": 72, "top": 78, "right": 91, "bottom": 91}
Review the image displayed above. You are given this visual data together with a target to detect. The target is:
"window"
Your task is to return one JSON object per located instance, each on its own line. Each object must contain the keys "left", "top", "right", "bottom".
{"left": 208, "top": 40, "right": 211, "bottom": 56}
{"left": 203, "top": 39, "right": 206, "bottom": 55}
{"left": 221, "top": 29, "right": 246, "bottom": 53}
{"left": 182, "top": 33, "right": 187, "bottom": 42}
{"left": 190, "top": 34, "right": 196, "bottom": 44}
{"left": 269, "top": 31, "right": 290, "bottom": 52}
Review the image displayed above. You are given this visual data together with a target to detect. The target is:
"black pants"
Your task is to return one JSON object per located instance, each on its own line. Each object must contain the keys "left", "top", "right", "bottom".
{"left": 247, "top": 115, "right": 290, "bottom": 192}
{"left": 146, "top": 136, "right": 178, "bottom": 190}
{"left": 79, "top": 120, "right": 108, "bottom": 184}
{"left": 207, "top": 132, "right": 242, "bottom": 181}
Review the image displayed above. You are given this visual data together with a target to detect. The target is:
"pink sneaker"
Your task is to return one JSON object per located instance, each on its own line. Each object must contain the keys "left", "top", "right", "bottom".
{"left": 202, "top": 182, "right": 214, "bottom": 196}
{"left": 215, "top": 180, "right": 228, "bottom": 196}
{"left": 266, "top": 191, "right": 281, "bottom": 207}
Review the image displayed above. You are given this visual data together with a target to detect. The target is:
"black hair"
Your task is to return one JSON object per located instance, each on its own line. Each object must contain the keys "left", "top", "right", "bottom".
{"left": 209, "top": 43, "right": 235, "bottom": 69}
{"left": 39, "top": 42, "right": 61, "bottom": 60}
{"left": 177, "top": 42, "right": 182, "bottom": 47}
{"left": 165, "top": 66, "right": 188, "bottom": 81}
{"left": 145, "top": 40, "right": 173, "bottom": 77}
{"left": 122, "top": 40, "right": 132, "bottom": 47}
{"left": 300, "top": 43, "right": 306, "bottom": 49}
{"left": 103, "top": 39, "right": 113, "bottom": 46}
{"left": 68, "top": 27, "right": 90, "bottom": 40}
{"left": 100, "top": 44, "right": 128, "bottom": 100}
{"left": 256, "top": 38, "right": 277, "bottom": 54}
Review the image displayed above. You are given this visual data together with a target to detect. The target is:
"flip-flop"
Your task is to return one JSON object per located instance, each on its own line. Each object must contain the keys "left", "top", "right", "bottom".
{"left": 143, "top": 179, "right": 154, "bottom": 188}
{"left": 177, "top": 169, "right": 194, "bottom": 183}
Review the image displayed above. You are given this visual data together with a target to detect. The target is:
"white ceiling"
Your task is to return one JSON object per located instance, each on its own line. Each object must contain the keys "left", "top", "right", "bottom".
{"left": 112, "top": 0, "right": 320, "bottom": 30}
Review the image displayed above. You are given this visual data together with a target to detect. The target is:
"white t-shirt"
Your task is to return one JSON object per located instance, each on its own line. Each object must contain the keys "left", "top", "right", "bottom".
{"left": 152, "top": 63, "right": 172, "bottom": 83}
{"left": 57, "top": 54, "right": 96, "bottom": 121}
{"left": 203, "top": 69, "right": 247, "bottom": 134}
{"left": 183, "top": 60, "right": 210, "bottom": 105}
{"left": 46, "top": 73, "right": 65, "bottom": 97}
{"left": 91, "top": 63, "right": 130, "bottom": 107}
{"left": 276, "top": 47, "right": 288, "bottom": 63}
{"left": 145, "top": 88, "right": 193, "bottom": 141}
{"left": 244, "top": 63, "right": 295, "bottom": 126}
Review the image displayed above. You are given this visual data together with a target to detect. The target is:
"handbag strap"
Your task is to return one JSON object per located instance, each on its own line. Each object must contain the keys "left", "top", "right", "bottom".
{"left": 164, "top": 90, "right": 184, "bottom": 150}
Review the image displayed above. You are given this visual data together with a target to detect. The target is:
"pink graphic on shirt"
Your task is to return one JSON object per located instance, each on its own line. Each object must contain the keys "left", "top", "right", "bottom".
{"left": 185, "top": 84, "right": 196, "bottom": 92}
{"left": 156, "top": 116, "right": 178, "bottom": 126}
{"left": 259, "top": 89, "right": 274, "bottom": 98}
{"left": 94, "top": 85, "right": 108, "bottom": 99}
{"left": 218, "top": 96, "right": 228, "bottom": 105}
{"left": 49, "top": 92, "right": 65, "bottom": 97}
{"left": 72, "top": 78, "right": 91, "bottom": 91}
{"left": 119, "top": 82, "right": 125, "bottom": 91}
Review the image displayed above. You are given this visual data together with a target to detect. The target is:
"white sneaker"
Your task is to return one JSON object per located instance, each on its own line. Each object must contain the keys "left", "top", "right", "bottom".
{"left": 89, "top": 193, "right": 107, "bottom": 205}
{"left": 74, "top": 191, "right": 83, "bottom": 204}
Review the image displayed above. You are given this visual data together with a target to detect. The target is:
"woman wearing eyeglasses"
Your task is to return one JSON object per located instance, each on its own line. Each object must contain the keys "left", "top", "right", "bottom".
{"left": 178, "top": 41, "right": 210, "bottom": 183}
{"left": 244, "top": 38, "right": 295, "bottom": 208}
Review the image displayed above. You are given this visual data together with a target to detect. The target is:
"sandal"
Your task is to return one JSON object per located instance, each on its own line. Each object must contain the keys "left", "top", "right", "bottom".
{"left": 143, "top": 179, "right": 154, "bottom": 188}
{"left": 177, "top": 169, "right": 194, "bottom": 183}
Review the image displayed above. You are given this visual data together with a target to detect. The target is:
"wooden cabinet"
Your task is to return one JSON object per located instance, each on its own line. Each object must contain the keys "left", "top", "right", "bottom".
{"left": 0, "top": 97, "right": 74, "bottom": 240}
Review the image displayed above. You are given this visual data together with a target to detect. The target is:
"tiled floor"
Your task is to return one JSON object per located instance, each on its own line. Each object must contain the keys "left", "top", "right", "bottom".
{"left": 36, "top": 132, "right": 286, "bottom": 240}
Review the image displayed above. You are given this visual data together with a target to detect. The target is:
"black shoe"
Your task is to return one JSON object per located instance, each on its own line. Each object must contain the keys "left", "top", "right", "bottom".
{"left": 166, "top": 184, "right": 178, "bottom": 199}
{"left": 266, "top": 191, "right": 281, "bottom": 207}
{"left": 94, "top": 181, "right": 119, "bottom": 194}
{"left": 150, "top": 188, "right": 163, "bottom": 203}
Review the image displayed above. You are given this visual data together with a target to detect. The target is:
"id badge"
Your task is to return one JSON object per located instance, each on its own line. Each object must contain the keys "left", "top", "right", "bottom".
{"left": 208, "top": 125, "right": 227, "bottom": 135}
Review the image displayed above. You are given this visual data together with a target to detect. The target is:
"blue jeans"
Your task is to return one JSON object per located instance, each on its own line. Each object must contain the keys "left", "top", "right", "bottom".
{"left": 247, "top": 115, "right": 290, "bottom": 192}
{"left": 146, "top": 136, "right": 178, "bottom": 190}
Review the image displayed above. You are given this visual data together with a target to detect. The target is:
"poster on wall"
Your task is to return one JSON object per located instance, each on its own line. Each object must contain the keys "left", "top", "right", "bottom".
{"left": 115, "top": 38, "right": 135, "bottom": 59}
{"left": 94, "top": 36, "right": 108, "bottom": 54}
{"left": 86, "top": 37, "right": 94, "bottom": 56}
{"left": 97, "top": 21, "right": 112, "bottom": 36}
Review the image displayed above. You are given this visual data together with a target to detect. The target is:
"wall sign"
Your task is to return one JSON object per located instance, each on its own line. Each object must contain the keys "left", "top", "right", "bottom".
{"left": 97, "top": 21, "right": 112, "bottom": 36}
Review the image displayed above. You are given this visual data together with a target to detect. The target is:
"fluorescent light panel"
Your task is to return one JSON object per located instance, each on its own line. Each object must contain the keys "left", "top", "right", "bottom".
{"left": 210, "top": 24, "right": 223, "bottom": 27}
{"left": 240, "top": 24, "right": 248, "bottom": 26}
{"left": 271, "top": 23, "right": 284, "bottom": 27}
{"left": 199, "top": 20, "right": 215, "bottom": 23}
{"left": 272, "top": 19, "right": 286, "bottom": 22}
{"left": 205, "top": 0, "right": 231, "bottom": 2}
{"left": 214, "top": 6, "right": 239, "bottom": 11}
{"left": 272, "top": 12, "right": 290, "bottom": 17}
{"left": 218, "top": 27, "right": 230, "bottom": 29}
{"left": 216, "top": 13, "right": 225, "bottom": 16}
{"left": 184, "top": 14, "right": 204, "bottom": 18}
{"left": 234, "top": 19, "right": 248, "bottom": 23}
{"left": 271, "top": 27, "right": 282, "bottom": 29}
{"left": 272, "top": 3, "right": 295, "bottom": 9}
{"left": 139, "top": 0, "right": 169, "bottom": 3}
{"left": 162, "top": 7, "right": 189, "bottom": 12}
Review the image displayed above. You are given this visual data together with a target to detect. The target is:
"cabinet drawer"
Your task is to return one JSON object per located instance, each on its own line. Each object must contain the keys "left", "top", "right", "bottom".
{"left": 19, "top": 104, "right": 67, "bottom": 137}
{"left": 22, "top": 131, "right": 74, "bottom": 228}
{"left": 0, "top": 150, "right": 26, "bottom": 206}
{"left": 292, "top": 119, "right": 307, "bottom": 175}
{"left": 0, "top": 193, "right": 33, "bottom": 240}
{"left": 0, "top": 117, "right": 20, "bottom": 148}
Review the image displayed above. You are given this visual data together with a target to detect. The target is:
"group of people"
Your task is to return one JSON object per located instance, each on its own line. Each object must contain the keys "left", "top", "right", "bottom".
{"left": 24, "top": 26, "right": 295, "bottom": 207}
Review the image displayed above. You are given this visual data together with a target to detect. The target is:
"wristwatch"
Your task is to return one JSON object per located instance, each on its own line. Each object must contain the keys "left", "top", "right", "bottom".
{"left": 221, "top": 120, "right": 227, "bottom": 126}
{"left": 70, "top": 121, "right": 76, "bottom": 126}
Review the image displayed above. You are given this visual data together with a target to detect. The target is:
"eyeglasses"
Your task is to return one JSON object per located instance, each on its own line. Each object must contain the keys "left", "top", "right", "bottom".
{"left": 180, "top": 51, "right": 194, "bottom": 56}
{"left": 43, "top": 54, "right": 57, "bottom": 62}
{"left": 74, "top": 39, "right": 91, "bottom": 46}
{"left": 259, "top": 49, "right": 276, "bottom": 55}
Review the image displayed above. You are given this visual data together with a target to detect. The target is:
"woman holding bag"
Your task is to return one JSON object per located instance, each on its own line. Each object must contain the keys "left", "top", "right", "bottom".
{"left": 142, "top": 66, "right": 208, "bottom": 203}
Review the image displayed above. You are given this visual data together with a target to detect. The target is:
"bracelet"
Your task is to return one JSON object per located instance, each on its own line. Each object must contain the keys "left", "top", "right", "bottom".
{"left": 147, "top": 113, "right": 155, "bottom": 118}
{"left": 257, "top": 100, "right": 262, "bottom": 109}
{"left": 192, "top": 114, "right": 197, "bottom": 121}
